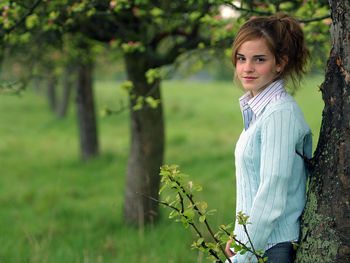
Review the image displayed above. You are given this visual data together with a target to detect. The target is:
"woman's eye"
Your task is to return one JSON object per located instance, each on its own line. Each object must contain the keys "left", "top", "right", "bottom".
{"left": 256, "top": 58, "right": 265, "bottom": 62}
{"left": 237, "top": 57, "right": 245, "bottom": 61}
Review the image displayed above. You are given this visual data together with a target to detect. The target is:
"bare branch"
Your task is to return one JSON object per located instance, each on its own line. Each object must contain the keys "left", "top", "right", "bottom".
{"left": 225, "top": 2, "right": 330, "bottom": 24}
{"left": 298, "top": 14, "right": 330, "bottom": 23}
{"left": 243, "top": 224, "right": 259, "bottom": 261}
{"left": 225, "top": 2, "right": 272, "bottom": 16}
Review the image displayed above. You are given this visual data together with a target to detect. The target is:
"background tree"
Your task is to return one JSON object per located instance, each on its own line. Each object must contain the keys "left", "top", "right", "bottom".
{"left": 45, "top": 0, "right": 237, "bottom": 225}
{"left": 1, "top": 1, "right": 102, "bottom": 161}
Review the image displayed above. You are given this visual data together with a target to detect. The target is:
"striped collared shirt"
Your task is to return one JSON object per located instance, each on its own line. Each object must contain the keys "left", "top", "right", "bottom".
{"left": 239, "top": 79, "right": 287, "bottom": 130}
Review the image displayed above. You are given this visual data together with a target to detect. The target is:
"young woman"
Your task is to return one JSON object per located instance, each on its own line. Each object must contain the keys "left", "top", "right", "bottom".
{"left": 225, "top": 14, "right": 312, "bottom": 263}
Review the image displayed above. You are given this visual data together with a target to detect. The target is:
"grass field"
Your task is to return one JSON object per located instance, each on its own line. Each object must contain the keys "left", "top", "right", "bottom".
{"left": 0, "top": 74, "right": 324, "bottom": 263}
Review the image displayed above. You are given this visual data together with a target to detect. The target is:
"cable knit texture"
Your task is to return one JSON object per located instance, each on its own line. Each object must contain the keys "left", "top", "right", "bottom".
{"left": 227, "top": 94, "right": 312, "bottom": 263}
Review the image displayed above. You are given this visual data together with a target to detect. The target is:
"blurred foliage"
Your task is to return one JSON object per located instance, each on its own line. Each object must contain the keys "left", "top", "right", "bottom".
{"left": 0, "top": 0, "right": 330, "bottom": 127}
{"left": 0, "top": 0, "right": 331, "bottom": 86}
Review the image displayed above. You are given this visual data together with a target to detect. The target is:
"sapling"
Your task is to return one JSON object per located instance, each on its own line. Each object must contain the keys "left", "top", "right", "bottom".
{"left": 148, "top": 164, "right": 268, "bottom": 263}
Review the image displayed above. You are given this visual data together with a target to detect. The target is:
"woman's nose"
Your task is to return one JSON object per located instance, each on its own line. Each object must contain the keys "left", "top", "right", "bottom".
{"left": 244, "top": 61, "right": 254, "bottom": 72}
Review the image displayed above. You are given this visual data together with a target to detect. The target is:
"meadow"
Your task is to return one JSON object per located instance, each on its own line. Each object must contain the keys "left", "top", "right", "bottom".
{"left": 0, "top": 74, "right": 324, "bottom": 263}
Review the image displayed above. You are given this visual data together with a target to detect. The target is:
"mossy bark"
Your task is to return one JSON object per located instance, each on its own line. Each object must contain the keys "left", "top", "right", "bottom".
{"left": 123, "top": 53, "right": 164, "bottom": 225}
{"left": 296, "top": 1, "right": 350, "bottom": 262}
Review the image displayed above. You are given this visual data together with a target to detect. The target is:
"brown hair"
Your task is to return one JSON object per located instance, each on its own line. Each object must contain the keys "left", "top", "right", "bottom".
{"left": 232, "top": 13, "right": 310, "bottom": 90}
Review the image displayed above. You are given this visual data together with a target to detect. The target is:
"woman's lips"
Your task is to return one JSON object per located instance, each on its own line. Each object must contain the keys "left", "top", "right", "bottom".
{"left": 244, "top": 76, "right": 257, "bottom": 81}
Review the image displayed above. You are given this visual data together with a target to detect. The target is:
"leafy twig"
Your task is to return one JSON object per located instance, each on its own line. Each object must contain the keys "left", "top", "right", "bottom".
{"left": 153, "top": 165, "right": 268, "bottom": 263}
{"left": 167, "top": 176, "right": 231, "bottom": 262}
{"left": 138, "top": 192, "right": 223, "bottom": 262}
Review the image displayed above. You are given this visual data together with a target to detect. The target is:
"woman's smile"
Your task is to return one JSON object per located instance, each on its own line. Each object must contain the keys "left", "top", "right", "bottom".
{"left": 243, "top": 76, "right": 258, "bottom": 81}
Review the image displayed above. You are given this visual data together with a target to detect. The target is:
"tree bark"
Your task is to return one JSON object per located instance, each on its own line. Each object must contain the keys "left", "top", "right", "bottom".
{"left": 47, "top": 73, "right": 57, "bottom": 111}
{"left": 56, "top": 67, "right": 73, "bottom": 118}
{"left": 33, "top": 75, "right": 42, "bottom": 94}
{"left": 76, "top": 59, "right": 99, "bottom": 161}
{"left": 123, "top": 53, "right": 164, "bottom": 225}
{"left": 296, "top": 1, "right": 350, "bottom": 262}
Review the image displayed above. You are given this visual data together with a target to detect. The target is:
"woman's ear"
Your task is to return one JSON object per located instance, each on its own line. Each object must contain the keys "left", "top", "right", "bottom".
{"left": 277, "top": 56, "right": 288, "bottom": 73}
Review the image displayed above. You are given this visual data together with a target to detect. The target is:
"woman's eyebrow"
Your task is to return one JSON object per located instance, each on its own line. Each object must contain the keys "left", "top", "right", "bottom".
{"left": 237, "top": 53, "right": 268, "bottom": 57}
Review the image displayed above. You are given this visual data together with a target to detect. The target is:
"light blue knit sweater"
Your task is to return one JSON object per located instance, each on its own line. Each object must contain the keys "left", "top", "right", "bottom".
{"left": 228, "top": 94, "right": 312, "bottom": 263}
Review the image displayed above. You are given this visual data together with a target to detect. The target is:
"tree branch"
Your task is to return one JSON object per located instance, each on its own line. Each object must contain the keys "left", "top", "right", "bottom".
{"left": 298, "top": 14, "right": 330, "bottom": 23}
{"left": 2, "top": 0, "right": 42, "bottom": 37}
{"left": 225, "top": 2, "right": 272, "bottom": 16}
{"left": 220, "top": 226, "right": 263, "bottom": 261}
{"left": 242, "top": 224, "right": 259, "bottom": 261}
{"left": 225, "top": 2, "right": 330, "bottom": 24}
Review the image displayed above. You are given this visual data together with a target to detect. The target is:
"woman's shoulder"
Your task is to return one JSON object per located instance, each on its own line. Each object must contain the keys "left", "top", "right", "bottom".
{"left": 260, "top": 94, "right": 310, "bottom": 131}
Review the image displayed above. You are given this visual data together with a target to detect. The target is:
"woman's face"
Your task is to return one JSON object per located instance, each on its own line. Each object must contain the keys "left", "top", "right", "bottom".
{"left": 235, "top": 38, "right": 282, "bottom": 96}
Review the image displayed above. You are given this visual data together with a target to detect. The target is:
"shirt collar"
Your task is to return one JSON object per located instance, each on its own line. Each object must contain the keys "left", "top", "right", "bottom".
{"left": 239, "top": 79, "right": 286, "bottom": 117}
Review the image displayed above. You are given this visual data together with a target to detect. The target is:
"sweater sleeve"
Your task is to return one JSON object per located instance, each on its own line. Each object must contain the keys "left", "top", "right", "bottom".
{"left": 234, "top": 110, "right": 300, "bottom": 263}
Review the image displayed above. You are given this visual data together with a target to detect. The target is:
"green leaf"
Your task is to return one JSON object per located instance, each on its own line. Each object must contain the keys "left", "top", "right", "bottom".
{"left": 145, "top": 96, "right": 161, "bottom": 109}
{"left": 159, "top": 184, "right": 167, "bottom": 194}
{"left": 169, "top": 181, "right": 178, "bottom": 189}
{"left": 189, "top": 11, "right": 201, "bottom": 21}
{"left": 199, "top": 215, "right": 206, "bottom": 223}
{"left": 87, "top": 8, "right": 96, "bottom": 17}
{"left": 183, "top": 209, "right": 195, "bottom": 220}
{"left": 196, "top": 237, "right": 204, "bottom": 246}
{"left": 237, "top": 211, "right": 250, "bottom": 225}
{"left": 191, "top": 241, "right": 198, "bottom": 249}
{"left": 169, "top": 210, "right": 178, "bottom": 219}
{"left": 49, "top": 11, "right": 59, "bottom": 20}
{"left": 206, "top": 209, "right": 217, "bottom": 215}
{"left": 25, "top": 14, "right": 39, "bottom": 29}
{"left": 145, "top": 68, "right": 161, "bottom": 84}
{"left": 193, "top": 183, "right": 202, "bottom": 192}
{"left": 233, "top": 243, "right": 243, "bottom": 252}
{"left": 197, "top": 42, "right": 205, "bottom": 49}
{"left": 240, "top": 250, "right": 247, "bottom": 255}
{"left": 132, "top": 96, "right": 144, "bottom": 111}
{"left": 292, "top": 242, "right": 299, "bottom": 250}
{"left": 120, "top": 81, "right": 133, "bottom": 94}
{"left": 181, "top": 217, "right": 189, "bottom": 228}
{"left": 150, "top": 7, "right": 163, "bottom": 17}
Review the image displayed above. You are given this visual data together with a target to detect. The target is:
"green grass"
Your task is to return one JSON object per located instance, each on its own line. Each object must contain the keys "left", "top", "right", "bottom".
{"left": 0, "top": 74, "right": 324, "bottom": 263}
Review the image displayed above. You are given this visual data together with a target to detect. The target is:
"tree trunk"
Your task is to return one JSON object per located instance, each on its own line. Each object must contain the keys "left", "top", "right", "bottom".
{"left": 76, "top": 59, "right": 99, "bottom": 161}
{"left": 123, "top": 54, "right": 164, "bottom": 225}
{"left": 33, "top": 75, "right": 42, "bottom": 94}
{"left": 296, "top": 1, "right": 350, "bottom": 262}
{"left": 47, "top": 74, "right": 57, "bottom": 111}
{"left": 56, "top": 67, "right": 73, "bottom": 118}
